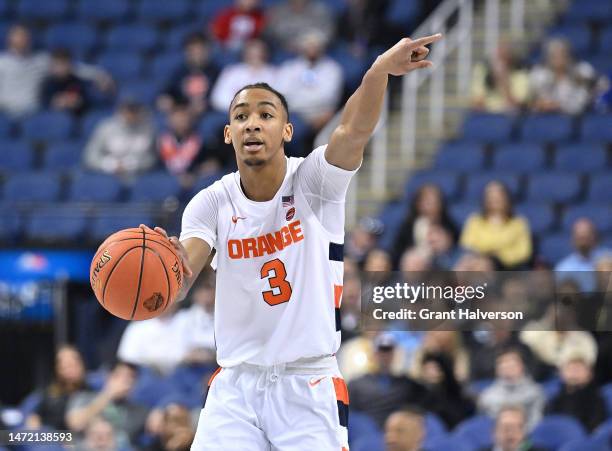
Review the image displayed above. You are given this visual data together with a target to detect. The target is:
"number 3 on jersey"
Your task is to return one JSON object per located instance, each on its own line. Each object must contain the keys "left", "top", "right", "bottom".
{"left": 260, "top": 258, "right": 292, "bottom": 305}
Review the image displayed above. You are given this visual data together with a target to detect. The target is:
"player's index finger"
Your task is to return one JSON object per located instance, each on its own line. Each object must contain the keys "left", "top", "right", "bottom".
{"left": 407, "top": 33, "right": 443, "bottom": 49}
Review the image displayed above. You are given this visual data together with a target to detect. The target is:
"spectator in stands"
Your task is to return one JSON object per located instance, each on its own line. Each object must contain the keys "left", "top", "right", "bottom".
{"left": 384, "top": 407, "right": 425, "bottom": 451}
{"left": 471, "top": 40, "right": 529, "bottom": 112}
{"left": 83, "top": 97, "right": 156, "bottom": 177}
{"left": 210, "top": 39, "right": 276, "bottom": 112}
{"left": 277, "top": 30, "right": 343, "bottom": 135}
{"left": 265, "top": 0, "right": 335, "bottom": 53}
{"left": 76, "top": 417, "right": 117, "bottom": 451}
{"left": 0, "top": 25, "right": 111, "bottom": 117}
{"left": 460, "top": 181, "right": 532, "bottom": 269}
{"left": 66, "top": 361, "right": 148, "bottom": 447}
{"left": 146, "top": 403, "right": 195, "bottom": 451}
{"left": 117, "top": 279, "right": 216, "bottom": 372}
{"left": 211, "top": 0, "right": 265, "bottom": 52}
{"left": 339, "top": 260, "right": 362, "bottom": 341}
{"left": 529, "top": 38, "right": 597, "bottom": 115}
{"left": 345, "top": 217, "right": 384, "bottom": 267}
{"left": 420, "top": 352, "right": 475, "bottom": 428}
{"left": 545, "top": 351, "right": 606, "bottom": 432}
{"left": 427, "top": 223, "right": 463, "bottom": 270}
{"left": 337, "top": 331, "right": 378, "bottom": 383}
{"left": 158, "top": 33, "right": 219, "bottom": 116}
{"left": 410, "top": 331, "right": 469, "bottom": 382}
{"left": 555, "top": 218, "right": 609, "bottom": 292}
{"left": 390, "top": 184, "right": 458, "bottom": 269}
{"left": 336, "top": 0, "right": 394, "bottom": 57}
{"left": 26, "top": 345, "right": 88, "bottom": 431}
{"left": 159, "top": 102, "right": 224, "bottom": 188}
{"left": 480, "top": 406, "right": 546, "bottom": 451}
{"left": 478, "top": 348, "right": 544, "bottom": 429}
{"left": 348, "top": 333, "right": 429, "bottom": 427}
{"left": 41, "top": 49, "right": 89, "bottom": 116}
{"left": 398, "top": 247, "right": 432, "bottom": 272}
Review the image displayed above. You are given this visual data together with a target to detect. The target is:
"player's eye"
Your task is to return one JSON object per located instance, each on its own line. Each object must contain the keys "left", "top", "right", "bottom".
{"left": 261, "top": 112, "right": 273, "bottom": 119}
{"left": 234, "top": 113, "right": 247, "bottom": 121}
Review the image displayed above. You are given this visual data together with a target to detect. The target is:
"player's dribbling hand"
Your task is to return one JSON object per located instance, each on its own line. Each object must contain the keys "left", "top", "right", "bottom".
{"left": 140, "top": 224, "right": 194, "bottom": 279}
{"left": 372, "top": 33, "right": 443, "bottom": 76}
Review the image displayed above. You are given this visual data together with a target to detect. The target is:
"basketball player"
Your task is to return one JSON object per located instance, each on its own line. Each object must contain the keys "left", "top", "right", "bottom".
{"left": 152, "top": 33, "right": 442, "bottom": 450}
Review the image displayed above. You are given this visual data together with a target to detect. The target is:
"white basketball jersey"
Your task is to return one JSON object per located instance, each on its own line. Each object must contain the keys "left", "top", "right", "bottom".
{"left": 180, "top": 146, "right": 357, "bottom": 367}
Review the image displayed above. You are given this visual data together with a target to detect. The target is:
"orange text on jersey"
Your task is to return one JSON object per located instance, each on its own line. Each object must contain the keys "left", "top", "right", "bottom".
{"left": 227, "top": 220, "right": 304, "bottom": 259}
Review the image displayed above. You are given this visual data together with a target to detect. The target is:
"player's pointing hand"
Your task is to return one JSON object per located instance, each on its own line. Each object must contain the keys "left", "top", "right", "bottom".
{"left": 373, "top": 33, "right": 443, "bottom": 76}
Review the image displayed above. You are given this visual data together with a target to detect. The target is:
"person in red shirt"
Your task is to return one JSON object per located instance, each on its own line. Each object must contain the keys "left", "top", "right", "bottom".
{"left": 211, "top": 0, "right": 265, "bottom": 51}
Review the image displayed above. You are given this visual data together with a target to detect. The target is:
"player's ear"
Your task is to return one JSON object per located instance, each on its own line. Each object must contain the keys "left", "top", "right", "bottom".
{"left": 283, "top": 122, "right": 293, "bottom": 143}
{"left": 223, "top": 124, "right": 232, "bottom": 144}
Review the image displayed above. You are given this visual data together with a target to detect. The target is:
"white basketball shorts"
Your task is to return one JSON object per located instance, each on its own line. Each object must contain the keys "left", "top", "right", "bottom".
{"left": 191, "top": 355, "right": 350, "bottom": 451}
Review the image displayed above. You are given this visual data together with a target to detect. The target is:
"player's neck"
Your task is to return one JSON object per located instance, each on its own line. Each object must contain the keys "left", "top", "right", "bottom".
{"left": 239, "top": 154, "right": 287, "bottom": 202}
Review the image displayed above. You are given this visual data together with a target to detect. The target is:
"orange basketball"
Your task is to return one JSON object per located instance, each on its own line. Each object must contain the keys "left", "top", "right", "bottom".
{"left": 90, "top": 227, "right": 183, "bottom": 320}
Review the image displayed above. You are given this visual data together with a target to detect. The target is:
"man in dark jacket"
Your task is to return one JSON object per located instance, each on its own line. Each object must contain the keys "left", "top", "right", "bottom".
{"left": 348, "top": 333, "right": 429, "bottom": 427}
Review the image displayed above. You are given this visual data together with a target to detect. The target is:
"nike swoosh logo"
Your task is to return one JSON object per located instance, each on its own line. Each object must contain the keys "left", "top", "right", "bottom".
{"left": 231, "top": 216, "right": 246, "bottom": 224}
{"left": 309, "top": 377, "right": 327, "bottom": 387}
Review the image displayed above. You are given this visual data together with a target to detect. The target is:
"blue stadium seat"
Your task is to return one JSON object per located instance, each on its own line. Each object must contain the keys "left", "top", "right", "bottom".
{"left": 128, "top": 366, "right": 176, "bottom": 408}
{"left": 348, "top": 411, "right": 381, "bottom": 445}
{"left": 97, "top": 52, "right": 144, "bottom": 81}
{"left": 21, "top": 111, "right": 74, "bottom": 142}
{"left": 589, "top": 53, "right": 612, "bottom": 75}
{"left": 564, "top": 0, "right": 612, "bottom": 23}
{"left": 449, "top": 203, "right": 479, "bottom": 228}
{"left": 463, "top": 173, "right": 522, "bottom": 201}
{"left": 199, "top": 111, "right": 229, "bottom": 144}
{"left": 328, "top": 45, "right": 368, "bottom": 91}
{"left": 0, "top": 204, "right": 21, "bottom": 242}
{"left": 461, "top": 113, "right": 514, "bottom": 144}
{"left": 118, "top": 80, "right": 161, "bottom": 106}
{"left": 580, "top": 114, "right": 612, "bottom": 142}
{"left": 601, "top": 383, "right": 612, "bottom": 417}
{"left": 0, "top": 114, "right": 11, "bottom": 138}
{"left": 129, "top": 172, "right": 181, "bottom": 202}
{"left": 549, "top": 25, "right": 592, "bottom": 54}
{"left": 45, "top": 23, "right": 97, "bottom": 54}
{"left": 515, "top": 203, "right": 556, "bottom": 235}
{"left": 0, "top": 0, "right": 11, "bottom": 17}
{"left": 106, "top": 25, "right": 159, "bottom": 53}
{"left": 385, "top": 0, "right": 420, "bottom": 28}
{"left": 519, "top": 114, "right": 573, "bottom": 143}
{"left": 43, "top": 141, "right": 83, "bottom": 169}
{"left": 150, "top": 53, "right": 184, "bottom": 85}
{"left": 526, "top": 173, "right": 581, "bottom": 203}
{"left": 539, "top": 233, "right": 572, "bottom": 265}
{"left": 452, "top": 415, "right": 494, "bottom": 450}
{"left": 138, "top": 0, "right": 191, "bottom": 22}
{"left": 190, "top": 172, "right": 224, "bottom": 198}
{"left": 434, "top": 143, "right": 487, "bottom": 172}
{"left": 195, "top": 0, "right": 234, "bottom": 22}
{"left": 560, "top": 437, "right": 610, "bottom": 451}
{"left": 587, "top": 174, "right": 612, "bottom": 203}
{"left": 81, "top": 110, "right": 113, "bottom": 138}
{"left": 17, "top": 0, "right": 69, "bottom": 21}
{"left": 562, "top": 204, "right": 612, "bottom": 233}
{"left": 423, "top": 437, "right": 472, "bottom": 451}
{"left": 468, "top": 378, "right": 493, "bottom": 395}
{"left": 377, "top": 200, "right": 409, "bottom": 251}
{"left": 404, "top": 171, "right": 461, "bottom": 201}
{"left": 554, "top": 143, "right": 607, "bottom": 171}
{"left": 68, "top": 172, "right": 122, "bottom": 202}
{"left": 165, "top": 25, "right": 202, "bottom": 51}
{"left": 211, "top": 45, "right": 241, "bottom": 69}
{"left": 3, "top": 172, "right": 62, "bottom": 202}
{"left": 90, "top": 209, "right": 154, "bottom": 240}
{"left": 541, "top": 377, "right": 562, "bottom": 400}
{"left": 599, "top": 27, "right": 612, "bottom": 53}
{"left": 0, "top": 140, "right": 34, "bottom": 171}
{"left": 77, "top": 0, "right": 130, "bottom": 22}
{"left": 492, "top": 144, "right": 547, "bottom": 172}
{"left": 352, "top": 432, "right": 384, "bottom": 451}
{"left": 25, "top": 207, "right": 88, "bottom": 242}
{"left": 285, "top": 113, "right": 310, "bottom": 157}
{"left": 530, "top": 415, "right": 586, "bottom": 450}
{"left": 424, "top": 413, "right": 448, "bottom": 440}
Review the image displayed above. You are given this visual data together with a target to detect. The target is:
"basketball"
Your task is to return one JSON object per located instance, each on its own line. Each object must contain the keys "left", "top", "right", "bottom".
{"left": 90, "top": 227, "right": 183, "bottom": 321}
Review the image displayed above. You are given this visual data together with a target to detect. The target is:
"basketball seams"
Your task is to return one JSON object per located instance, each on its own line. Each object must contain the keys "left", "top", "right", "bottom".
{"left": 101, "top": 245, "right": 142, "bottom": 306}
{"left": 129, "top": 228, "right": 147, "bottom": 320}
{"left": 145, "top": 245, "right": 172, "bottom": 315}
{"left": 99, "top": 235, "right": 179, "bottom": 259}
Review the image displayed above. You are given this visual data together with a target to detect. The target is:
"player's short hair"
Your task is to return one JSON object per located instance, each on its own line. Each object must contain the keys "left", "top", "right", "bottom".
{"left": 229, "top": 82, "right": 289, "bottom": 120}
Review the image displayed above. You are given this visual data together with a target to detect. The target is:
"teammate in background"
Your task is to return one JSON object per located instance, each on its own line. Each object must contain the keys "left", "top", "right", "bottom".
{"left": 152, "top": 33, "right": 442, "bottom": 450}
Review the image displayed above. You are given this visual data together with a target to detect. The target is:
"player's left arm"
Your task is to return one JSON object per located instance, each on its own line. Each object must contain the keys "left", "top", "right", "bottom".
{"left": 325, "top": 33, "right": 442, "bottom": 170}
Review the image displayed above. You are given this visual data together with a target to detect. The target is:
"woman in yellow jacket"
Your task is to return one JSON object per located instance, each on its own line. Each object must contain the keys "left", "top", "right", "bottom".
{"left": 460, "top": 181, "right": 532, "bottom": 268}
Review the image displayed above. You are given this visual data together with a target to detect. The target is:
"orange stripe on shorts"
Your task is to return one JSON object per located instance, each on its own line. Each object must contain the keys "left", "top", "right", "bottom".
{"left": 334, "top": 284, "right": 343, "bottom": 308}
{"left": 332, "top": 377, "right": 349, "bottom": 405}
{"left": 341, "top": 447, "right": 349, "bottom": 451}
{"left": 207, "top": 367, "right": 222, "bottom": 387}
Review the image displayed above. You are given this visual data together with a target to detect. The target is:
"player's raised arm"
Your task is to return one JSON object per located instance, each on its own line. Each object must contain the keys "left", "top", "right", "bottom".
{"left": 326, "top": 33, "right": 443, "bottom": 170}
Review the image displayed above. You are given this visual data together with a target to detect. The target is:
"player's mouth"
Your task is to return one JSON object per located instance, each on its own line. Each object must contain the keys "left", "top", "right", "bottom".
{"left": 243, "top": 138, "right": 264, "bottom": 152}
